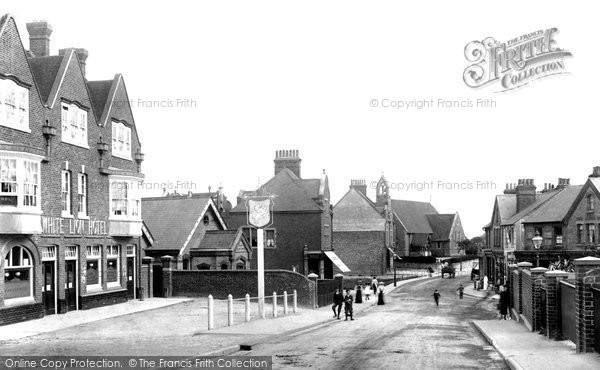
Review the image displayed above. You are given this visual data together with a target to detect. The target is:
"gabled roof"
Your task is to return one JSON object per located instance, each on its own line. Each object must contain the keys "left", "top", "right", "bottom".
{"left": 231, "top": 168, "right": 325, "bottom": 213}
{"left": 523, "top": 185, "right": 584, "bottom": 223}
{"left": 194, "top": 230, "right": 249, "bottom": 253}
{"left": 333, "top": 188, "right": 385, "bottom": 231}
{"left": 29, "top": 49, "right": 86, "bottom": 109}
{"left": 494, "top": 194, "right": 517, "bottom": 224}
{"left": 141, "top": 196, "right": 226, "bottom": 253}
{"left": 28, "top": 55, "right": 63, "bottom": 103}
{"left": 589, "top": 178, "right": 600, "bottom": 194}
{"left": 391, "top": 199, "right": 438, "bottom": 234}
{"left": 502, "top": 190, "right": 560, "bottom": 226}
{"left": 86, "top": 79, "right": 112, "bottom": 121}
{"left": 426, "top": 214, "right": 455, "bottom": 241}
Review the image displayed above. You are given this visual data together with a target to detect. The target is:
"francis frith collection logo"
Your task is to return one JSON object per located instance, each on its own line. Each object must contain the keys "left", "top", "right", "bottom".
{"left": 463, "top": 28, "right": 572, "bottom": 92}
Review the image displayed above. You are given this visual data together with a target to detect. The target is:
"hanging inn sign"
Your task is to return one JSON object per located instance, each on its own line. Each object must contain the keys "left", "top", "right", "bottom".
{"left": 246, "top": 196, "right": 274, "bottom": 228}
{"left": 41, "top": 215, "right": 108, "bottom": 237}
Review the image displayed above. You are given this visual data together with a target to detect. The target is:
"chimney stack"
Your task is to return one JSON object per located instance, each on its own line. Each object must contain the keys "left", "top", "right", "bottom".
{"left": 350, "top": 179, "right": 367, "bottom": 197}
{"left": 556, "top": 178, "right": 570, "bottom": 189}
{"left": 59, "top": 48, "right": 89, "bottom": 77}
{"left": 503, "top": 182, "right": 517, "bottom": 194}
{"left": 26, "top": 20, "right": 53, "bottom": 57}
{"left": 590, "top": 166, "right": 600, "bottom": 178}
{"left": 515, "top": 178, "right": 536, "bottom": 212}
{"left": 274, "top": 149, "right": 301, "bottom": 178}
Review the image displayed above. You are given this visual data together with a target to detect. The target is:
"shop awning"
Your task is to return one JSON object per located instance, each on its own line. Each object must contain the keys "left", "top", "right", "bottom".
{"left": 324, "top": 251, "right": 351, "bottom": 273}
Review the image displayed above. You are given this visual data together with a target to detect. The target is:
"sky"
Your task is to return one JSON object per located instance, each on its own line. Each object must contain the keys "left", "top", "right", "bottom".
{"left": 3, "top": 0, "right": 598, "bottom": 237}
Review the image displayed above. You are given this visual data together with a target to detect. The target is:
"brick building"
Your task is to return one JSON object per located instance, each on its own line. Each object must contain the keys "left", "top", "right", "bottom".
{"left": 141, "top": 193, "right": 250, "bottom": 295}
{"left": 1, "top": 16, "right": 145, "bottom": 325}
{"left": 333, "top": 176, "right": 466, "bottom": 275}
{"left": 228, "top": 150, "right": 336, "bottom": 278}
{"left": 481, "top": 171, "right": 600, "bottom": 281}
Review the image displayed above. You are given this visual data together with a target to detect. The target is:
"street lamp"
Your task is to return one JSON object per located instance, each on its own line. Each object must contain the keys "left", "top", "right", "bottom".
{"left": 532, "top": 231, "right": 543, "bottom": 267}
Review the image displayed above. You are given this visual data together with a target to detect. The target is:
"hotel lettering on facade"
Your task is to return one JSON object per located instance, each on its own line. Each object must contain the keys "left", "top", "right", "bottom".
{"left": 0, "top": 15, "right": 145, "bottom": 325}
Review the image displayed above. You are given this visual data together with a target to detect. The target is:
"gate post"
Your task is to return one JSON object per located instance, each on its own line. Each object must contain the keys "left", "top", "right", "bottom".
{"left": 574, "top": 257, "right": 600, "bottom": 353}
{"left": 544, "top": 270, "right": 569, "bottom": 340}
{"left": 141, "top": 257, "right": 154, "bottom": 299}
{"left": 531, "top": 267, "right": 548, "bottom": 332}
{"left": 161, "top": 256, "right": 175, "bottom": 297}
{"left": 308, "top": 273, "right": 319, "bottom": 309}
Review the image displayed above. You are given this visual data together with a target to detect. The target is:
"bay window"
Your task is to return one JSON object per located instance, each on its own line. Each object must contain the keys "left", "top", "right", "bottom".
{"left": 61, "top": 103, "right": 88, "bottom": 148}
{"left": 109, "top": 178, "right": 141, "bottom": 218}
{"left": 0, "top": 155, "right": 41, "bottom": 209}
{"left": 112, "top": 121, "right": 132, "bottom": 160}
{"left": 0, "top": 78, "right": 29, "bottom": 132}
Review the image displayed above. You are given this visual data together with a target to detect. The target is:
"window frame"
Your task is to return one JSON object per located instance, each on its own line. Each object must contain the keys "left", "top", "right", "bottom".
{"left": 0, "top": 78, "right": 30, "bottom": 132}
{"left": 0, "top": 154, "right": 41, "bottom": 210}
{"left": 109, "top": 178, "right": 141, "bottom": 220}
{"left": 111, "top": 121, "right": 132, "bottom": 160}
{"left": 85, "top": 245, "right": 102, "bottom": 291}
{"left": 106, "top": 245, "right": 120, "bottom": 288}
{"left": 61, "top": 170, "right": 72, "bottom": 217}
{"left": 60, "top": 102, "right": 89, "bottom": 148}
{"left": 3, "top": 246, "right": 34, "bottom": 303}
{"left": 77, "top": 173, "right": 88, "bottom": 218}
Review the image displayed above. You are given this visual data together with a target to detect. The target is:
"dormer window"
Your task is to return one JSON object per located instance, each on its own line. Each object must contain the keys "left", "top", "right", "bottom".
{"left": 61, "top": 103, "right": 88, "bottom": 148}
{"left": 112, "top": 121, "right": 132, "bottom": 160}
{"left": 0, "top": 78, "right": 29, "bottom": 132}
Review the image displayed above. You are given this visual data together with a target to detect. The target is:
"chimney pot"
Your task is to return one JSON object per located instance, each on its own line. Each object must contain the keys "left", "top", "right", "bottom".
{"left": 26, "top": 20, "right": 53, "bottom": 57}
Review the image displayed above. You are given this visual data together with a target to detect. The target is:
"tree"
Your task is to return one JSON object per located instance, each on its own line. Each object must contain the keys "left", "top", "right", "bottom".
{"left": 457, "top": 237, "right": 481, "bottom": 255}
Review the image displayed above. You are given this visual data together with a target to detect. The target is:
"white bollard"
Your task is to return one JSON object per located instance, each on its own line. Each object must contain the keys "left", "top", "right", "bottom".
{"left": 245, "top": 293, "right": 251, "bottom": 322}
{"left": 227, "top": 294, "right": 234, "bottom": 326}
{"left": 208, "top": 295, "right": 214, "bottom": 330}
{"left": 272, "top": 292, "right": 277, "bottom": 317}
{"left": 293, "top": 290, "right": 298, "bottom": 314}
{"left": 283, "top": 291, "right": 288, "bottom": 315}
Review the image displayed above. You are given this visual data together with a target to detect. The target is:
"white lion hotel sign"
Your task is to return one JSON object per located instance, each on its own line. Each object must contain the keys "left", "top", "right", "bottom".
{"left": 41, "top": 216, "right": 108, "bottom": 236}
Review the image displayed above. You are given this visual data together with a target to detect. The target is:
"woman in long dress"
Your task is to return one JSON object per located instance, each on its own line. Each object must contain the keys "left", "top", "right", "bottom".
{"left": 377, "top": 283, "right": 385, "bottom": 305}
{"left": 355, "top": 284, "right": 363, "bottom": 303}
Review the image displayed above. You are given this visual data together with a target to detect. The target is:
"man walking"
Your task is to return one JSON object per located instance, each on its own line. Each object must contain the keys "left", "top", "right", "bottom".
{"left": 456, "top": 283, "right": 464, "bottom": 299}
{"left": 344, "top": 289, "right": 354, "bottom": 320}
{"left": 432, "top": 289, "right": 441, "bottom": 307}
{"left": 332, "top": 288, "right": 343, "bottom": 319}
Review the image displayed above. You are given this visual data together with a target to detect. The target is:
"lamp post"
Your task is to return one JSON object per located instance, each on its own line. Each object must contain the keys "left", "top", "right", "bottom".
{"left": 532, "top": 231, "right": 543, "bottom": 267}
{"left": 393, "top": 254, "right": 401, "bottom": 286}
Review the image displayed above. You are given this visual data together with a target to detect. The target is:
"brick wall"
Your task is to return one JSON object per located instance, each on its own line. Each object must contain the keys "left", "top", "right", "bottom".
{"left": 170, "top": 269, "right": 315, "bottom": 307}
{"left": 521, "top": 270, "right": 533, "bottom": 327}
{"left": 0, "top": 303, "right": 44, "bottom": 326}
{"left": 80, "top": 289, "right": 128, "bottom": 310}
{"left": 333, "top": 231, "right": 385, "bottom": 276}
{"left": 512, "top": 270, "right": 520, "bottom": 315}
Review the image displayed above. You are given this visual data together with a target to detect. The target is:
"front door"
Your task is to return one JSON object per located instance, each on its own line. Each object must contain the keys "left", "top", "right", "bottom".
{"left": 153, "top": 265, "right": 163, "bottom": 297}
{"left": 127, "top": 257, "right": 135, "bottom": 299}
{"left": 65, "top": 260, "right": 77, "bottom": 311}
{"left": 42, "top": 261, "right": 55, "bottom": 315}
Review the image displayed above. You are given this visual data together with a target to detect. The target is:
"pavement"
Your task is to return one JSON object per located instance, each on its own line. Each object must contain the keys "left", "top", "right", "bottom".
{"left": 0, "top": 298, "right": 190, "bottom": 341}
{"left": 474, "top": 314, "right": 600, "bottom": 370}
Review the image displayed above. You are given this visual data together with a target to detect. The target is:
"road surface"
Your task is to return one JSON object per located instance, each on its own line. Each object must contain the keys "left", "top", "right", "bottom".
{"left": 236, "top": 277, "right": 507, "bottom": 369}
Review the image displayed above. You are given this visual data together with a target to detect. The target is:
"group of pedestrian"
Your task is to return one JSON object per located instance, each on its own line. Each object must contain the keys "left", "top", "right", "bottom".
{"left": 332, "top": 276, "right": 387, "bottom": 321}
